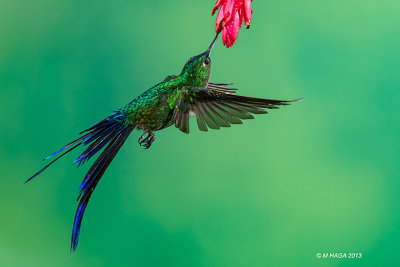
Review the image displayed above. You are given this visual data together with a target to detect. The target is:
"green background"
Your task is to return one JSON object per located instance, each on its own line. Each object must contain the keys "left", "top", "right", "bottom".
{"left": 1, "top": 0, "right": 399, "bottom": 266}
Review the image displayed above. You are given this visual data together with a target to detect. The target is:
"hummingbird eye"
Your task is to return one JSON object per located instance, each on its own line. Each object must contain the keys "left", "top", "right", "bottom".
{"left": 203, "top": 57, "right": 210, "bottom": 67}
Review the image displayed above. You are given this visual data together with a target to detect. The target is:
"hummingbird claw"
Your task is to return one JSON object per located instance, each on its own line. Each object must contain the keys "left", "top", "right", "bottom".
{"left": 138, "top": 131, "right": 156, "bottom": 149}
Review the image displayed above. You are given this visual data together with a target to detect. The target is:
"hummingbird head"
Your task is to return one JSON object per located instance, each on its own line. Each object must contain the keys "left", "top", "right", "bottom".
{"left": 180, "top": 33, "right": 220, "bottom": 87}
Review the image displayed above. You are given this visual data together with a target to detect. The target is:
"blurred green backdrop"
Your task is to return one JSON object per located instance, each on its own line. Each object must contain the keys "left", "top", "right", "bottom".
{"left": 1, "top": 0, "right": 399, "bottom": 266}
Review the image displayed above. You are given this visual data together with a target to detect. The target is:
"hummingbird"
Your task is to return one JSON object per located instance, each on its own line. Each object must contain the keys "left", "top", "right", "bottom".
{"left": 26, "top": 33, "right": 301, "bottom": 253}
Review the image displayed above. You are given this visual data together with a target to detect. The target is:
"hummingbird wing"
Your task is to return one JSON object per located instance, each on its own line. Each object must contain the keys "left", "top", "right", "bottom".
{"left": 207, "top": 82, "right": 238, "bottom": 94}
{"left": 173, "top": 84, "right": 301, "bottom": 133}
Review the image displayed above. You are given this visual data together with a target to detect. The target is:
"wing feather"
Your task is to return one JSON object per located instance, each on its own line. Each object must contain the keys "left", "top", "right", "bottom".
{"left": 172, "top": 84, "right": 301, "bottom": 133}
{"left": 203, "top": 102, "right": 231, "bottom": 127}
{"left": 209, "top": 102, "right": 243, "bottom": 124}
{"left": 198, "top": 102, "right": 220, "bottom": 129}
{"left": 191, "top": 104, "right": 208, "bottom": 132}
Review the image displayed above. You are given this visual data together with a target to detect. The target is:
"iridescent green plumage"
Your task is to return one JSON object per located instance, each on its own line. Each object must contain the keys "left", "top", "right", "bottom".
{"left": 117, "top": 45, "right": 214, "bottom": 138}
{"left": 27, "top": 33, "right": 301, "bottom": 253}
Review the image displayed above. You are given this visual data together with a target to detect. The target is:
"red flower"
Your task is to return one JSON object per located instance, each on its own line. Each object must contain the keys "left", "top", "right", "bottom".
{"left": 212, "top": 0, "right": 253, "bottom": 47}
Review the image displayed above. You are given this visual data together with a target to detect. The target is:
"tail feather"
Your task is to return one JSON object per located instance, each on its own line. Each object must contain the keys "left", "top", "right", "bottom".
{"left": 71, "top": 125, "right": 134, "bottom": 253}
{"left": 25, "top": 143, "right": 81, "bottom": 183}
{"left": 74, "top": 124, "right": 124, "bottom": 165}
{"left": 43, "top": 137, "right": 85, "bottom": 161}
{"left": 42, "top": 118, "right": 115, "bottom": 162}
{"left": 79, "top": 117, "right": 111, "bottom": 134}
{"left": 81, "top": 121, "right": 120, "bottom": 145}
{"left": 26, "top": 113, "right": 135, "bottom": 253}
{"left": 77, "top": 125, "right": 133, "bottom": 197}
{"left": 26, "top": 115, "right": 117, "bottom": 183}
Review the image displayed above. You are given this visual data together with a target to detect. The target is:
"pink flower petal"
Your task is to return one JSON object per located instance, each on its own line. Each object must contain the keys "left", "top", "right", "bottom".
{"left": 222, "top": 26, "right": 228, "bottom": 46}
{"left": 243, "top": 0, "right": 252, "bottom": 28}
{"left": 223, "top": 0, "right": 236, "bottom": 25}
{"left": 215, "top": 4, "right": 226, "bottom": 32}
{"left": 224, "top": 11, "right": 241, "bottom": 47}
{"left": 212, "top": 0, "right": 225, "bottom": 15}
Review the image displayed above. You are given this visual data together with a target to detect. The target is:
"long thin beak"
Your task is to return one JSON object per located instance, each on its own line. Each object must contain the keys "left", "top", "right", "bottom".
{"left": 206, "top": 32, "right": 221, "bottom": 55}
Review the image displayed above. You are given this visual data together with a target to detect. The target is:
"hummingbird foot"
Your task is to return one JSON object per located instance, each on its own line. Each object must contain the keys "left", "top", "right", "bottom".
{"left": 138, "top": 131, "right": 156, "bottom": 149}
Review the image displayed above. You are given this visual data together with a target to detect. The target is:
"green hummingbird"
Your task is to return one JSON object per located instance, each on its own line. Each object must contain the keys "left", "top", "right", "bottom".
{"left": 26, "top": 33, "right": 301, "bottom": 253}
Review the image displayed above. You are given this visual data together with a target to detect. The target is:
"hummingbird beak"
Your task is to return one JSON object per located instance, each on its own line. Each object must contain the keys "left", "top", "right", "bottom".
{"left": 206, "top": 32, "right": 221, "bottom": 56}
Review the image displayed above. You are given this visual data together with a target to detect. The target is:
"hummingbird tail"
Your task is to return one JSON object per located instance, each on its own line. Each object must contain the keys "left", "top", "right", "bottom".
{"left": 71, "top": 122, "right": 134, "bottom": 253}
{"left": 26, "top": 113, "right": 128, "bottom": 183}
{"left": 26, "top": 112, "right": 135, "bottom": 253}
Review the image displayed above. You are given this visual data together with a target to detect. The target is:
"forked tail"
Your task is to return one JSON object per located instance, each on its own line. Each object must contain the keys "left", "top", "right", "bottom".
{"left": 26, "top": 113, "right": 135, "bottom": 253}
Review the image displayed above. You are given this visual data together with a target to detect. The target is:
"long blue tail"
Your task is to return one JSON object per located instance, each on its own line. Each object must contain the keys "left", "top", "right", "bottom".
{"left": 26, "top": 113, "right": 135, "bottom": 253}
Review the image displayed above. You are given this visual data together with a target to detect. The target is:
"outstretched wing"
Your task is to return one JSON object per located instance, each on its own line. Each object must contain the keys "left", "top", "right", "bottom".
{"left": 172, "top": 83, "right": 301, "bottom": 133}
